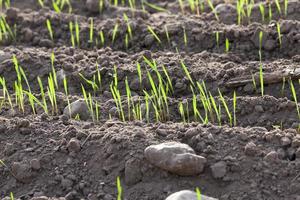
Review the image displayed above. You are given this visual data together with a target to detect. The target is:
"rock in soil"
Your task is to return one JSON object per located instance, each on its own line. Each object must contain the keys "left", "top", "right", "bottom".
{"left": 165, "top": 190, "right": 218, "bottom": 200}
{"left": 144, "top": 142, "right": 207, "bottom": 176}
{"left": 63, "top": 99, "right": 90, "bottom": 120}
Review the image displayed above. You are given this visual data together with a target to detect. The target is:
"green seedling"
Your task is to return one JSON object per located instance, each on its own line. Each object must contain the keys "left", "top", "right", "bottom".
{"left": 246, "top": 0, "right": 254, "bottom": 23}
{"left": 178, "top": 101, "right": 186, "bottom": 123}
{"left": 147, "top": 26, "right": 161, "bottom": 44}
{"left": 277, "top": 22, "right": 282, "bottom": 48}
{"left": 0, "top": 77, "right": 13, "bottom": 110}
{"left": 207, "top": 0, "right": 219, "bottom": 21}
{"left": 178, "top": 0, "right": 184, "bottom": 14}
{"left": 284, "top": 0, "right": 288, "bottom": 16}
{"left": 112, "top": 23, "right": 119, "bottom": 44}
{"left": 275, "top": 0, "right": 281, "bottom": 14}
{"left": 52, "top": 1, "right": 61, "bottom": 13}
{"left": 164, "top": 25, "right": 170, "bottom": 45}
{"left": 180, "top": 60, "right": 194, "bottom": 86}
{"left": 10, "top": 192, "right": 14, "bottom": 200}
{"left": 0, "top": 16, "right": 15, "bottom": 41}
{"left": 99, "top": 30, "right": 105, "bottom": 46}
{"left": 117, "top": 176, "right": 122, "bottom": 200}
{"left": 89, "top": 18, "right": 94, "bottom": 44}
{"left": 209, "top": 92, "right": 221, "bottom": 125}
{"left": 143, "top": 0, "right": 167, "bottom": 12}
{"left": 99, "top": 0, "right": 105, "bottom": 12}
{"left": 259, "top": 63, "right": 264, "bottom": 96}
{"left": 46, "top": 19, "right": 54, "bottom": 41}
{"left": 215, "top": 31, "right": 219, "bottom": 48}
{"left": 38, "top": 0, "right": 44, "bottom": 7}
{"left": 268, "top": 3, "right": 272, "bottom": 21}
{"left": 123, "top": 13, "right": 133, "bottom": 39}
{"left": 50, "top": 52, "right": 58, "bottom": 89}
{"left": 196, "top": 187, "right": 202, "bottom": 200}
{"left": 290, "top": 80, "right": 300, "bottom": 120}
{"left": 259, "top": 3, "right": 265, "bottom": 22}
{"left": 75, "top": 19, "right": 80, "bottom": 47}
{"left": 69, "top": 21, "right": 75, "bottom": 47}
{"left": 259, "top": 31, "right": 263, "bottom": 51}
{"left": 183, "top": 27, "right": 187, "bottom": 47}
{"left": 47, "top": 73, "right": 58, "bottom": 114}
{"left": 218, "top": 89, "right": 232, "bottom": 126}
{"left": 136, "top": 62, "right": 142, "bottom": 88}
{"left": 225, "top": 38, "right": 230, "bottom": 53}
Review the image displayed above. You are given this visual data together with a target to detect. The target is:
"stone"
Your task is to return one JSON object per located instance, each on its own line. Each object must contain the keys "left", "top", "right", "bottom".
{"left": 264, "top": 151, "right": 279, "bottom": 163}
{"left": 215, "top": 4, "right": 237, "bottom": 24}
{"left": 165, "top": 190, "right": 218, "bottom": 200}
{"left": 86, "top": 0, "right": 105, "bottom": 13}
{"left": 211, "top": 161, "right": 227, "bottom": 179}
{"left": 63, "top": 99, "right": 90, "bottom": 120}
{"left": 254, "top": 105, "right": 264, "bottom": 113}
{"left": 280, "top": 136, "right": 291, "bottom": 147}
{"left": 6, "top": 7, "right": 18, "bottom": 20}
{"left": 263, "top": 39, "right": 276, "bottom": 51}
{"left": 30, "top": 159, "right": 41, "bottom": 170}
{"left": 144, "top": 142, "right": 207, "bottom": 176}
{"left": 23, "top": 28, "right": 33, "bottom": 42}
{"left": 244, "top": 142, "right": 259, "bottom": 156}
{"left": 11, "top": 162, "right": 33, "bottom": 183}
{"left": 67, "top": 138, "right": 81, "bottom": 153}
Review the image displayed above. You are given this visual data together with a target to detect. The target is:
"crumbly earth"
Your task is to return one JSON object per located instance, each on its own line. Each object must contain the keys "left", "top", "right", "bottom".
{"left": 1, "top": 0, "right": 300, "bottom": 200}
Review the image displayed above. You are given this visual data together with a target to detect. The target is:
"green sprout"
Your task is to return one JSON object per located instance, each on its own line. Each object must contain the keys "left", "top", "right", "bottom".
{"left": 290, "top": 80, "right": 300, "bottom": 120}
{"left": 69, "top": 21, "right": 75, "bottom": 47}
{"left": 180, "top": 60, "right": 194, "bottom": 86}
{"left": 225, "top": 38, "right": 230, "bottom": 53}
{"left": 275, "top": 0, "right": 281, "bottom": 15}
{"left": 259, "top": 63, "right": 264, "bottom": 96}
{"left": 207, "top": 0, "right": 219, "bottom": 21}
{"left": 89, "top": 18, "right": 94, "bottom": 44}
{"left": 277, "top": 22, "right": 282, "bottom": 48}
{"left": 259, "top": 3, "right": 265, "bottom": 22}
{"left": 196, "top": 187, "right": 202, "bottom": 200}
{"left": 38, "top": 0, "right": 44, "bottom": 7}
{"left": 218, "top": 89, "right": 232, "bottom": 126}
{"left": 46, "top": 19, "right": 54, "bottom": 41}
{"left": 183, "top": 26, "right": 187, "bottom": 47}
{"left": 147, "top": 26, "right": 161, "bottom": 44}
{"left": 112, "top": 23, "right": 119, "bottom": 44}
{"left": 284, "top": 0, "right": 288, "bottom": 16}
{"left": 75, "top": 19, "right": 80, "bottom": 47}
{"left": 117, "top": 176, "right": 122, "bottom": 200}
{"left": 99, "top": 30, "right": 105, "bottom": 46}
{"left": 215, "top": 31, "right": 219, "bottom": 48}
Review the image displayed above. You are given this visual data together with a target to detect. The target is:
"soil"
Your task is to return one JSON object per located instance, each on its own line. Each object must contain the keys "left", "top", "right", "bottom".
{"left": 1, "top": 0, "right": 300, "bottom": 200}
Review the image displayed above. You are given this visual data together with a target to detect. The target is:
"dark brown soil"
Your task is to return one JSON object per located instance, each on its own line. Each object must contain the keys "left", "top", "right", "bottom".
{"left": 1, "top": 0, "right": 300, "bottom": 200}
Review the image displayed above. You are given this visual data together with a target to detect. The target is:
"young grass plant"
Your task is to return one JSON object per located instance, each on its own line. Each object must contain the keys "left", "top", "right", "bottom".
{"left": 116, "top": 176, "right": 122, "bottom": 200}
{"left": 290, "top": 80, "right": 300, "bottom": 120}
{"left": 46, "top": 19, "right": 54, "bottom": 41}
{"left": 225, "top": 38, "right": 230, "bottom": 53}
{"left": 259, "top": 63, "right": 264, "bottom": 96}
{"left": 259, "top": 3, "right": 265, "bottom": 22}
{"left": 147, "top": 26, "right": 161, "bottom": 44}
{"left": 112, "top": 23, "right": 119, "bottom": 44}
{"left": 88, "top": 18, "right": 94, "bottom": 44}
{"left": 207, "top": 0, "right": 219, "bottom": 21}
{"left": 277, "top": 22, "right": 282, "bottom": 48}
